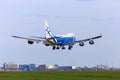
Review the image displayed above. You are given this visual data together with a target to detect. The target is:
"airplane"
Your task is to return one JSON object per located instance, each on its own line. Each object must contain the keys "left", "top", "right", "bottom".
{"left": 12, "top": 20, "right": 102, "bottom": 50}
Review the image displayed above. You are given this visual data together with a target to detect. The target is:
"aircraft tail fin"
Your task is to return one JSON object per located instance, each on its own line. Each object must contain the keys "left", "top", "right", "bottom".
{"left": 44, "top": 20, "right": 54, "bottom": 38}
{"left": 44, "top": 20, "right": 49, "bottom": 28}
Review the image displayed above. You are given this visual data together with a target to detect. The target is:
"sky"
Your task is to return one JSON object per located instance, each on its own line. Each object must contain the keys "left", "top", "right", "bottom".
{"left": 0, "top": 0, "right": 120, "bottom": 67}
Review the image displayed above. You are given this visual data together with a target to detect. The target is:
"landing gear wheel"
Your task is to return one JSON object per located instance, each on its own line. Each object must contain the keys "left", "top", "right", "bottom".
{"left": 68, "top": 47, "right": 71, "bottom": 50}
{"left": 52, "top": 46, "right": 56, "bottom": 50}
{"left": 56, "top": 46, "right": 60, "bottom": 49}
{"left": 62, "top": 46, "right": 65, "bottom": 50}
{"left": 68, "top": 46, "right": 73, "bottom": 50}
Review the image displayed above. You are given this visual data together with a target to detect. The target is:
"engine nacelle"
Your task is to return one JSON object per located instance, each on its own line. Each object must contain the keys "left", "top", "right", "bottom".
{"left": 89, "top": 40, "right": 94, "bottom": 45}
{"left": 28, "top": 41, "right": 33, "bottom": 44}
{"left": 45, "top": 44, "right": 50, "bottom": 46}
{"left": 43, "top": 41, "right": 50, "bottom": 46}
{"left": 79, "top": 41, "right": 84, "bottom": 46}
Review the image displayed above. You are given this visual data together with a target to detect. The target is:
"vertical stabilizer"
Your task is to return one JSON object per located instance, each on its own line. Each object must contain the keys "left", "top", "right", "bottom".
{"left": 44, "top": 20, "right": 54, "bottom": 38}
{"left": 44, "top": 20, "right": 49, "bottom": 28}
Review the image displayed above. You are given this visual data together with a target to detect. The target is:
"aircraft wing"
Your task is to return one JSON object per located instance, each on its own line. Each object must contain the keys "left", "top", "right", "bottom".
{"left": 75, "top": 34, "right": 102, "bottom": 43}
{"left": 29, "top": 36, "right": 45, "bottom": 39}
{"left": 12, "top": 35, "right": 45, "bottom": 42}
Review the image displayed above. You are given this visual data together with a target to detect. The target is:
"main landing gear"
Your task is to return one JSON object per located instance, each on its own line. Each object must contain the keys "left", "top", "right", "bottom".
{"left": 68, "top": 46, "right": 73, "bottom": 50}
{"left": 52, "top": 46, "right": 56, "bottom": 50}
{"left": 52, "top": 46, "right": 73, "bottom": 50}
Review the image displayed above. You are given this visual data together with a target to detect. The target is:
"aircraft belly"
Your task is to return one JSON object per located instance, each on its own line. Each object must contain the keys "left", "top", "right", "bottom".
{"left": 46, "top": 38, "right": 57, "bottom": 45}
{"left": 46, "top": 37, "right": 76, "bottom": 46}
{"left": 56, "top": 37, "right": 76, "bottom": 45}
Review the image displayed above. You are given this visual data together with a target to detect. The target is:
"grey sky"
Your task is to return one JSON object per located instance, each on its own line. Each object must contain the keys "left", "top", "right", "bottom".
{"left": 0, "top": 0, "right": 120, "bottom": 67}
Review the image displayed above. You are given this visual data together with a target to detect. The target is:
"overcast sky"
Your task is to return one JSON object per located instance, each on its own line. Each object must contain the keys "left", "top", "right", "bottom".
{"left": 0, "top": 0, "right": 120, "bottom": 67}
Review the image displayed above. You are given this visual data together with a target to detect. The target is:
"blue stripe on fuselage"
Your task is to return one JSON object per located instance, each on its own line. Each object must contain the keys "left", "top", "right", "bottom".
{"left": 55, "top": 37, "right": 76, "bottom": 45}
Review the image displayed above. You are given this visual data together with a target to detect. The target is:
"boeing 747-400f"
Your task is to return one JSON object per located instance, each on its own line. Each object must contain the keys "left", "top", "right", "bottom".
{"left": 12, "top": 20, "right": 102, "bottom": 50}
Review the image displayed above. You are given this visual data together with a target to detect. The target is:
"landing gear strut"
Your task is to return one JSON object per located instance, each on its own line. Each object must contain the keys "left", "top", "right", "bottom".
{"left": 52, "top": 46, "right": 56, "bottom": 50}
{"left": 68, "top": 46, "right": 73, "bottom": 50}
{"left": 52, "top": 46, "right": 60, "bottom": 50}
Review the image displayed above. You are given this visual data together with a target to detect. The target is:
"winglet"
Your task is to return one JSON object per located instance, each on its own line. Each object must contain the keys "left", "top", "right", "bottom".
{"left": 100, "top": 33, "right": 102, "bottom": 38}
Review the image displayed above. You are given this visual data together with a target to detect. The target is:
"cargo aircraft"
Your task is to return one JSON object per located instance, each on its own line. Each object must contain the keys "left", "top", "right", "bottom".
{"left": 12, "top": 20, "right": 102, "bottom": 50}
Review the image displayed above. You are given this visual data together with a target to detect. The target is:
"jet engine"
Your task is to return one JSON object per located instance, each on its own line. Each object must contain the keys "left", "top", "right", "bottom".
{"left": 89, "top": 40, "right": 94, "bottom": 45}
{"left": 28, "top": 40, "right": 33, "bottom": 44}
{"left": 45, "top": 44, "right": 50, "bottom": 46}
{"left": 79, "top": 41, "right": 84, "bottom": 46}
{"left": 43, "top": 41, "right": 50, "bottom": 46}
